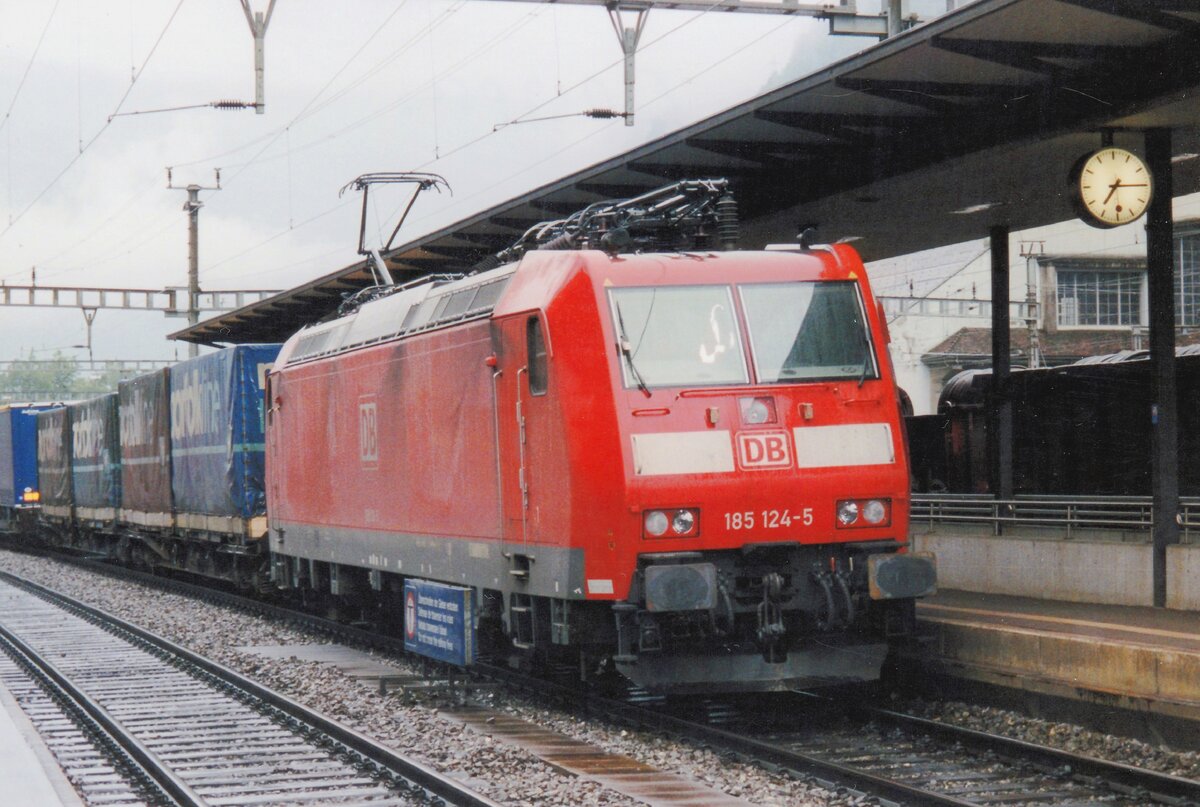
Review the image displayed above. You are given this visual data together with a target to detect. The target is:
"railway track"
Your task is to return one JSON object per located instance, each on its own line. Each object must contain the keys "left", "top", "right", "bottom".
{"left": 10, "top": 550, "right": 1200, "bottom": 807}
{"left": 613, "top": 692, "right": 1200, "bottom": 807}
{"left": 0, "top": 569, "right": 500, "bottom": 807}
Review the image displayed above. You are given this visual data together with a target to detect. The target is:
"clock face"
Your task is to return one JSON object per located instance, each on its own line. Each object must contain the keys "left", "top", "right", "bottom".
{"left": 1076, "top": 148, "right": 1153, "bottom": 228}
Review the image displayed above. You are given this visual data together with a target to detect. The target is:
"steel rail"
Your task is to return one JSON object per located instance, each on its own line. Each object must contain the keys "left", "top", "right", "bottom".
{"left": 0, "top": 625, "right": 203, "bottom": 807}
{"left": 478, "top": 663, "right": 980, "bottom": 807}
{"left": 25, "top": 556, "right": 977, "bottom": 805}
{"left": 0, "top": 569, "right": 503, "bottom": 807}
{"left": 19, "top": 550, "right": 1200, "bottom": 807}
{"left": 860, "top": 704, "right": 1200, "bottom": 805}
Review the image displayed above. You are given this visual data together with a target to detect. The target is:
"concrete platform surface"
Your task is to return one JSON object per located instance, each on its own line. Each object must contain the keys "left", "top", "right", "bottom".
{"left": 0, "top": 678, "right": 83, "bottom": 806}
{"left": 917, "top": 589, "right": 1200, "bottom": 725}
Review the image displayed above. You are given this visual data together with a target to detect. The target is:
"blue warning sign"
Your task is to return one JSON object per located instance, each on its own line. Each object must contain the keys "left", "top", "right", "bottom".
{"left": 403, "top": 579, "right": 475, "bottom": 666}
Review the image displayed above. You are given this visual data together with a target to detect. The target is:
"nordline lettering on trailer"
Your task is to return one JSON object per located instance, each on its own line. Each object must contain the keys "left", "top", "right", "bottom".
{"left": 119, "top": 386, "right": 152, "bottom": 449}
{"left": 171, "top": 368, "right": 223, "bottom": 441}
{"left": 72, "top": 411, "right": 108, "bottom": 460}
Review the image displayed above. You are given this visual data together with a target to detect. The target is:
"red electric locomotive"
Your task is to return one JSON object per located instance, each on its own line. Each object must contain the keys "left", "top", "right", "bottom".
{"left": 266, "top": 181, "right": 935, "bottom": 691}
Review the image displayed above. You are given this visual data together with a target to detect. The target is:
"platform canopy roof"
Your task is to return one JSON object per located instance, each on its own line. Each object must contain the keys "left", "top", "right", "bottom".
{"left": 175, "top": 0, "right": 1200, "bottom": 346}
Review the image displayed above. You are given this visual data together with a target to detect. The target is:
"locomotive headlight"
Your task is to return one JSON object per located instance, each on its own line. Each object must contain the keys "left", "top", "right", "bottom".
{"left": 644, "top": 510, "right": 670, "bottom": 537}
{"left": 862, "top": 499, "right": 888, "bottom": 525}
{"left": 739, "top": 396, "right": 777, "bottom": 425}
{"left": 644, "top": 508, "right": 698, "bottom": 538}
{"left": 671, "top": 509, "right": 696, "bottom": 535}
{"left": 836, "top": 498, "right": 891, "bottom": 528}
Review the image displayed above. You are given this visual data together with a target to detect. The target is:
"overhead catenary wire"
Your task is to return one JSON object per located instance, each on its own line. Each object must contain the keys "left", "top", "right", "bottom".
{"left": 23, "top": 0, "right": 413, "bottom": 277}
{"left": 0, "top": 0, "right": 187, "bottom": 250}
{"left": 196, "top": 4, "right": 545, "bottom": 276}
{"left": 33, "top": 174, "right": 165, "bottom": 269}
{"left": 71, "top": 0, "right": 742, "bottom": 281}
{"left": 166, "top": 0, "right": 460, "bottom": 174}
{"left": 493, "top": 108, "right": 628, "bottom": 130}
{"left": 401, "top": 2, "right": 804, "bottom": 228}
{"left": 212, "top": 3, "right": 542, "bottom": 175}
{"left": 108, "top": 100, "right": 258, "bottom": 121}
{"left": 2, "top": 0, "right": 62, "bottom": 225}
{"left": 24, "top": 0, "right": 459, "bottom": 280}
{"left": 202, "top": 199, "right": 352, "bottom": 275}
{"left": 407, "top": 0, "right": 758, "bottom": 176}
{"left": 0, "top": 0, "right": 62, "bottom": 140}
{"left": 214, "top": 0, "right": 423, "bottom": 189}
{"left": 206, "top": 0, "right": 809, "bottom": 279}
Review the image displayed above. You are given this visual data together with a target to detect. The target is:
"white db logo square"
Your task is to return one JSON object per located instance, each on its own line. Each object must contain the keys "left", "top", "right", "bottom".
{"left": 359, "top": 401, "right": 379, "bottom": 467}
{"left": 736, "top": 431, "right": 792, "bottom": 470}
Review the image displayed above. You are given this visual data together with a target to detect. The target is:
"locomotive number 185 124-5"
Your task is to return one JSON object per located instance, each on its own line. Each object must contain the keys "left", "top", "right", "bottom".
{"left": 723, "top": 508, "right": 813, "bottom": 530}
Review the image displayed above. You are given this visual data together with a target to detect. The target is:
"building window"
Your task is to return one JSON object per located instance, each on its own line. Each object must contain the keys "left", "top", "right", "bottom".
{"left": 1056, "top": 269, "right": 1142, "bottom": 327}
{"left": 1176, "top": 233, "right": 1200, "bottom": 327}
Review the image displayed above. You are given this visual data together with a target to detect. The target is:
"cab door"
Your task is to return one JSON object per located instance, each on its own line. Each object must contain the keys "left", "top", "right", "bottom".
{"left": 496, "top": 313, "right": 550, "bottom": 560}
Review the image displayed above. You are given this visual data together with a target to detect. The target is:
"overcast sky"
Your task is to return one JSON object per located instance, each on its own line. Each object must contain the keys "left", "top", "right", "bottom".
{"left": 20, "top": 0, "right": 1160, "bottom": 365}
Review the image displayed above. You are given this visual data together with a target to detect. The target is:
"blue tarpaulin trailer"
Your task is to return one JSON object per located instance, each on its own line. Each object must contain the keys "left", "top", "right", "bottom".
{"left": 0, "top": 404, "right": 61, "bottom": 520}
{"left": 169, "top": 344, "right": 280, "bottom": 538}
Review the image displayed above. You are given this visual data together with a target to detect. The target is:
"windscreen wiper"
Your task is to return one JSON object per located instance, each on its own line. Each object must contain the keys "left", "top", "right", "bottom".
{"left": 856, "top": 313, "right": 875, "bottom": 388}
{"left": 615, "top": 302, "right": 652, "bottom": 398}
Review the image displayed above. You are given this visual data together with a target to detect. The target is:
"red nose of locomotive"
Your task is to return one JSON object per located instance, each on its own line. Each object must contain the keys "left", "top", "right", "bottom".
{"left": 590, "top": 248, "right": 933, "bottom": 692}
{"left": 629, "top": 384, "right": 907, "bottom": 550}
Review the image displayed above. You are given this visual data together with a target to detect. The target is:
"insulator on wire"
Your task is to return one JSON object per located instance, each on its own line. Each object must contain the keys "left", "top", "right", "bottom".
{"left": 211, "top": 99, "right": 253, "bottom": 110}
{"left": 583, "top": 109, "right": 625, "bottom": 119}
{"left": 716, "top": 193, "right": 739, "bottom": 251}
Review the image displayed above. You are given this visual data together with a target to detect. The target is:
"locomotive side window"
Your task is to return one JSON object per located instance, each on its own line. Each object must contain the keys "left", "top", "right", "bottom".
{"left": 527, "top": 316, "right": 548, "bottom": 396}
{"left": 740, "top": 281, "right": 878, "bottom": 383}
{"left": 609, "top": 286, "right": 747, "bottom": 388}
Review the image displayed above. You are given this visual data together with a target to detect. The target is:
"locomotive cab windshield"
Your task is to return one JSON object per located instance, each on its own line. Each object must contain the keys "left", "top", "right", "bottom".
{"left": 608, "top": 280, "right": 878, "bottom": 390}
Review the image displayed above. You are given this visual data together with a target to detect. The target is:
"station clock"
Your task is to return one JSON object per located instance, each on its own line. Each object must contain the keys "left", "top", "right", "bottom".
{"left": 1072, "top": 147, "right": 1153, "bottom": 228}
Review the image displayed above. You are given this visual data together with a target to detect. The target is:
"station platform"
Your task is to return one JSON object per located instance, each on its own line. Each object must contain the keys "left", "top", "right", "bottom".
{"left": 915, "top": 589, "right": 1200, "bottom": 745}
{"left": 0, "top": 677, "right": 83, "bottom": 806}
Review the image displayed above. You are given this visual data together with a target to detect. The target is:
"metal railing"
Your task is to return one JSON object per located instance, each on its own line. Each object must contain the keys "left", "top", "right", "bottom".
{"left": 911, "top": 493, "right": 1200, "bottom": 542}
{"left": 879, "top": 296, "right": 1035, "bottom": 322}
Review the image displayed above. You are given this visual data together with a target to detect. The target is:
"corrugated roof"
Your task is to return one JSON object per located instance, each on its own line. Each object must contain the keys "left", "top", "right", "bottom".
{"left": 925, "top": 326, "right": 1200, "bottom": 363}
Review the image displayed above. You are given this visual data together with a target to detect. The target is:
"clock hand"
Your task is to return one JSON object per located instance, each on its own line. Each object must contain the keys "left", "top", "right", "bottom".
{"left": 1102, "top": 180, "right": 1149, "bottom": 205}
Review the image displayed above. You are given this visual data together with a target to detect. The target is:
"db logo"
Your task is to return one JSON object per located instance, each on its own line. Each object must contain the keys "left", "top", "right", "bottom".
{"left": 404, "top": 590, "right": 417, "bottom": 639}
{"left": 736, "top": 431, "right": 793, "bottom": 470}
{"left": 358, "top": 400, "right": 379, "bottom": 467}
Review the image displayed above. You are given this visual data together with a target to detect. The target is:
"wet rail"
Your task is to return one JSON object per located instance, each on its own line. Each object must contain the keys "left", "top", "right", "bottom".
{"left": 0, "top": 570, "right": 501, "bottom": 807}
{"left": 15, "top": 550, "right": 1200, "bottom": 807}
{"left": 607, "top": 690, "right": 1200, "bottom": 807}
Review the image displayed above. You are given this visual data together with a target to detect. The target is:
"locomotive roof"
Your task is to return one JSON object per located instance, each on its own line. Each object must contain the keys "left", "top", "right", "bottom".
{"left": 280, "top": 263, "right": 517, "bottom": 366}
{"left": 278, "top": 247, "right": 850, "bottom": 366}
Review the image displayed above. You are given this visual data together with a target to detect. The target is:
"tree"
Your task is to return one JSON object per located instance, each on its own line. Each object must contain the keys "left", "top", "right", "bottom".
{"left": 0, "top": 351, "right": 79, "bottom": 402}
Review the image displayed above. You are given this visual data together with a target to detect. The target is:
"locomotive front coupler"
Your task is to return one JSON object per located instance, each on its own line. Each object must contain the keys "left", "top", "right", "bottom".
{"left": 756, "top": 571, "right": 788, "bottom": 663}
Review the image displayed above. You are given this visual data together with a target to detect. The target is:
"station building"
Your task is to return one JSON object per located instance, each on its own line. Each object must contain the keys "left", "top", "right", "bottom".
{"left": 878, "top": 206, "right": 1200, "bottom": 413}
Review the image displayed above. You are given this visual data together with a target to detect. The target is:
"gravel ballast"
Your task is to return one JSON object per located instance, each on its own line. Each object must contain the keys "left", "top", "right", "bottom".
{"left": 4, "top": 549, "right": 1197, "bottom": 805}
{"left": 0, "top": 551, "right": 843, "bottom": 806}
